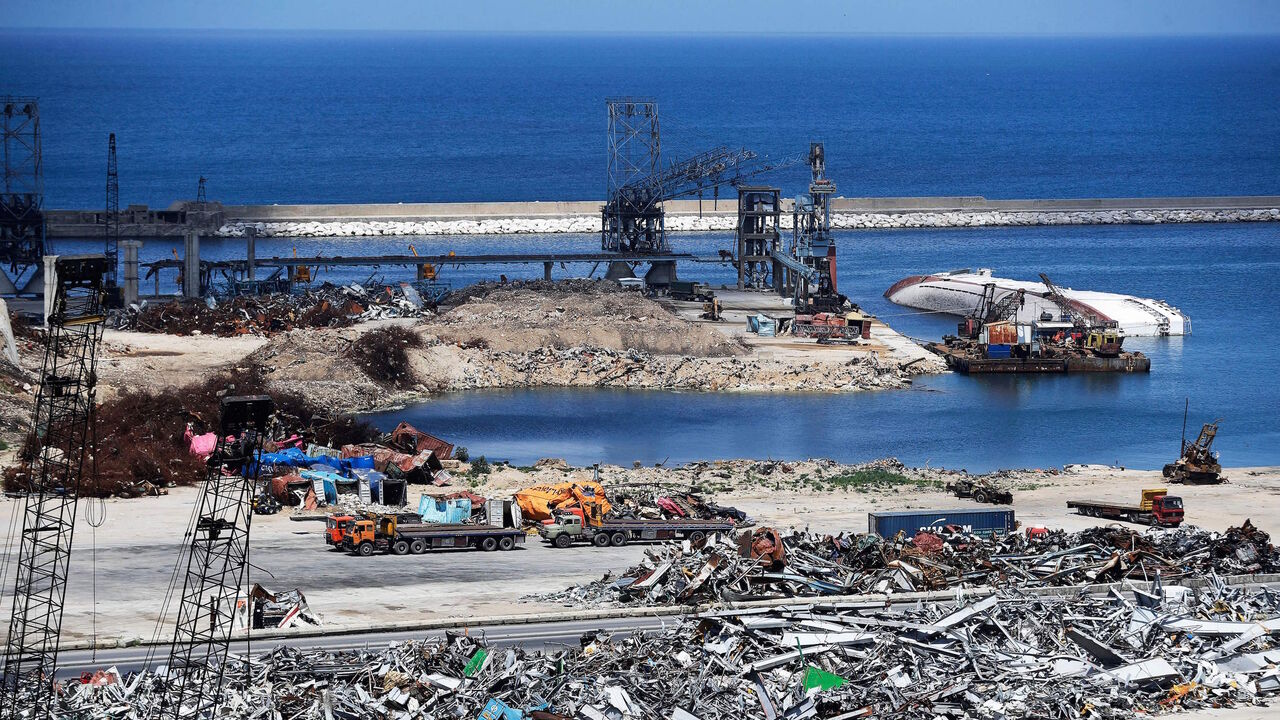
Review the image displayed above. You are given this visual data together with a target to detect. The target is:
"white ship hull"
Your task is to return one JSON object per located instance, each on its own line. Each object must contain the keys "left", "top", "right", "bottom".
{"left": 884, "top": 269, "right": 1190, "bottom": 337}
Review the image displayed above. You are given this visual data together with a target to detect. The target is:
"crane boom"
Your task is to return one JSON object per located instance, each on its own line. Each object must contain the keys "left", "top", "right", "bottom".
{"left": 1, "top": 255, "right": 108, "bottom": 719}
{"left": 1038, "top": 272, "right": 1114, "bottom": 329}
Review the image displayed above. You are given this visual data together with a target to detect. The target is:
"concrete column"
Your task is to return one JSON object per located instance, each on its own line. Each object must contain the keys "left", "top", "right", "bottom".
{"left": 43, "top": 254, "right": 59, "bottom": 326}
{"left": 183, "top": 232, "right": 201, "bottom": 298}
{"left": 543, "top": 262, "right": 552, "bottom": 282}
{"left": 121, "top": 240, "right": 142, "bottom": 306}
{"left": 245, "top": 227, "right": 257, "bottom": 281}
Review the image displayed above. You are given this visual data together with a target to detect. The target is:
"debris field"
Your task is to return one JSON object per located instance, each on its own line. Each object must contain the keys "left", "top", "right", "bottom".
{"left": 52, "top": 577, "right": 1280, "bottom": 719}
{"left": 531, "top": 521, "right": 1280, "bottom": 607}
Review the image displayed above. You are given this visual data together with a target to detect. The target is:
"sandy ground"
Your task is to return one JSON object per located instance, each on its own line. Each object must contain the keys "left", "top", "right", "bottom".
{"left": 0, "top": 463, "right": 1273, "bottom": 646}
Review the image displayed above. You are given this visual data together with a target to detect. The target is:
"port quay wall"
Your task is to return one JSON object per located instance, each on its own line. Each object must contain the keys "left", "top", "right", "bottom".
{"left": 51, "top": 196, "right": 1280, "bottom": 238}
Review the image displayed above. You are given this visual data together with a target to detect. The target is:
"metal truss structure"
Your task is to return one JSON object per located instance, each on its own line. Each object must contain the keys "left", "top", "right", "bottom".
{"left": 788, "top": 142, "right": 841, "bottom": 312}
{"left": 104, "top": 134, "right": 120, "bottom": 290}
{"left": 0, "top": 98, "right": 45, "bottom": 296}
{"left": 160, "top": 395, "right": 273, "bottom": 720}
{"left": 736, "top": 186, "right": 782, "bottom": 290}
{"left": 1, "top": 255, "right": 108, "bottom": 719}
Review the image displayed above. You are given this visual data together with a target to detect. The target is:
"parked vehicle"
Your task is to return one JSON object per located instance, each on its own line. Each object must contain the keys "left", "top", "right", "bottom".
{"left": 539, "top": 512, "right": 733, "bottom": 549}
{"left": 343, "top": 508, "right": 526, "bottom": 556}
{"left": 1067, "top": 488, "right": 1184, "bottom": 527}
{"left": 946, "top": 478, "right": 1013, "bottom": 504}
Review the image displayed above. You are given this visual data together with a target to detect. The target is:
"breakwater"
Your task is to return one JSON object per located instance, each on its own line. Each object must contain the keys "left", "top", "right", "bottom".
{"left": 217, "top": 207, "right": 1280, "bottom": 238}
{"left": 46, "top": 196, "right": 1280, "bottom": 239}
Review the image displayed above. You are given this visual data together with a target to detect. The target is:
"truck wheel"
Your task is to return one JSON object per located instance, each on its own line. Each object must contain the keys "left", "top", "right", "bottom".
{"left": 410, "top": 539, "right": 427, "bottom": 555}
{"left": 973, "top": 490, "right": 989, "bottom": 504}
{"left": 391, "top": 540, "right": 410, "bottom": 556}
{"left": 554, "top": 534, "right": 573, "bottom": 549}
{"left": 689, "top": 531, "right": 705, "bottom": 544}
{"left": 480, "top": 536, "right": 498, "bottom": 552}
{"left": 592, "top": 533, "right": 610, "bottom": 548}
{"left": 610, "top": 532, "right": 627, "bottom": 547}
{"left": 357, "top": 542, "right": 374, "bottom": 557}
{"left": 498, "top": 536, "right": 515, "bottom": 551}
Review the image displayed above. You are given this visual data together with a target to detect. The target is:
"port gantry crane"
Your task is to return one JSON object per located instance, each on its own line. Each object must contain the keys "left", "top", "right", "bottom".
{"left": 1, "top": 255, "right": 108, "bottom": 719}
{"left": 158, "top": 394, "right": 272, "bottom": 720}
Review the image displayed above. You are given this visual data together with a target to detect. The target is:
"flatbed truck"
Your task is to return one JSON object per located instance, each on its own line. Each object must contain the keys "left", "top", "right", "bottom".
{"left": 539, "top": 513, "right": 734, "bottom": 548}
{"left": 1066, "top": 488, "right": 1184, "bottom": 527}
{"left": 343, "top": 514, "right": 526, "bottom": 556}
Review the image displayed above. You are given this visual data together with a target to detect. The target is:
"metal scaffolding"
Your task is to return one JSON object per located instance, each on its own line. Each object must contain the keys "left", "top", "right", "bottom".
{"left": 0, "top": 98, "right": 45, "bottom": 296}
{"left": 1, "top": 255, "right": 108, "bottom": 719}
{"left": 160, "top": 395, "right": 272, "bottom": 720}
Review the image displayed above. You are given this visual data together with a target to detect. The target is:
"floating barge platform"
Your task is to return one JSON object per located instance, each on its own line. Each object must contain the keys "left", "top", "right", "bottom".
{"left": 928, "top": 342, "right": 1151, "bottom": 374}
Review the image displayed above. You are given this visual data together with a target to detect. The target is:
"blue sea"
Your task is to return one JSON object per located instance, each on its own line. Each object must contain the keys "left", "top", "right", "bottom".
{"left": 4, "top": 31, "right": 1280, "bottom": 207}
{"left": 15, "top": 31, "right": 1280, "bottom": 470}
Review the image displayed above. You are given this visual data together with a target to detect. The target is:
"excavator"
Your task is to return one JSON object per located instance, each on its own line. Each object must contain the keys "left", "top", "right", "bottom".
{"left": 1164, "top": 409, "right": 1225, "bottom": 484}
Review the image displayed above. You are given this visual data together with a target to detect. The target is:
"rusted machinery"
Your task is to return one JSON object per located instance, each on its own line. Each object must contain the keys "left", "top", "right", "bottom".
{"left": 1164, "top": 416, "right": 1225, "bottom": 484}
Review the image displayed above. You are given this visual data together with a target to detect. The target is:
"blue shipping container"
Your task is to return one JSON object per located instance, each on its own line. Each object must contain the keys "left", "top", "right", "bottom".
{"left": 868, "top": 509, "right": 1015, "bottom": 539}
{"left": 985, "top": 344, "right": 1012, "bottom": 359}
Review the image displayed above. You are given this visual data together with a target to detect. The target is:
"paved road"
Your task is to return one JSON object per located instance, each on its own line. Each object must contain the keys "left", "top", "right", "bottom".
{"left": 55, "top": 616, "right": 670, "bottom": 679}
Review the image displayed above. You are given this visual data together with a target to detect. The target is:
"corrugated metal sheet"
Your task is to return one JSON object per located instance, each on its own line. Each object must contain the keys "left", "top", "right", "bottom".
{"left": 868, "top": 509, "right": 1015, "bottom": 539}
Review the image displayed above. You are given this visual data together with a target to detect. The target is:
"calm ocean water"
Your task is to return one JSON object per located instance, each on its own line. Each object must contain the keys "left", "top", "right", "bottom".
{"left": 4, "top": 31, "right": 1280, "bottom": 207}
{"left": 24, "top": 31, "right": 1280, "bottom": 470}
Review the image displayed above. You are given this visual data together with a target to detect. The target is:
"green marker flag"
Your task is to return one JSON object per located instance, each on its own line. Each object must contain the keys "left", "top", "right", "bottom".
{"left": 802, "top": 666, "right": 849, "bottom": 692}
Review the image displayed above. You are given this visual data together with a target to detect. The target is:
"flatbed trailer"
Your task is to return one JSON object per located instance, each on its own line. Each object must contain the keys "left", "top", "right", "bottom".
{"left": 540, "top": 515, "right": 734, "bottom": 548}
{"left": 1066, "top": 491, "right": 1183, "bottom": 527}
{"left": 343, "top": 520, "right": 527, "bottom": 556}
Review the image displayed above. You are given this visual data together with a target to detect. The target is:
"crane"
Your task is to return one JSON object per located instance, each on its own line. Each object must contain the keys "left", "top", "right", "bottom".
{"left": 1, "top": 255, "right": 108, "bottom": 718}
{"left": 1038, "top": 272, "right": 1124, "bottom": 355}
{"left": 785, "top": 143, "right": 842, "bottom": 313}
{"left": 959, "top": 284, "right": 1025, "bottom": 339}
{"left": 159, "top": 395, "right": 272, "bottom": 720}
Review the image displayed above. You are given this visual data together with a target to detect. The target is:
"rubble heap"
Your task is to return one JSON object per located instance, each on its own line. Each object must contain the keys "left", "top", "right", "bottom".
{"left": 532, "top": 521, "right": 1280, "bottom": 607}
{"left": 50, "top": 581, "right": 1280, "bottom": 719}
{"left": 113, "top": 282, "right": 434, "bottom": 337}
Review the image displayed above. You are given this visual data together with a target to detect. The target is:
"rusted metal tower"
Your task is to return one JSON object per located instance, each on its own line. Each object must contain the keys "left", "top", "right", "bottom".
{"left": 1, "top": 255, "right": 108, "bottom": 718}
{"left": 0, "top": 98, "right": 45, "bottom": 296}
{"left": 736, "top": 186, "right": 782, "bottom": 290}
{"left": 789, "top": 143, "right": 841, "bottom": 312}
{"left": 159, "top": 395, "right": 272, "bottom": 720}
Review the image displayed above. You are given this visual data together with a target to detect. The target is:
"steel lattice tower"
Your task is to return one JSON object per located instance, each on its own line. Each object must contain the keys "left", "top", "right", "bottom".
{"left": 602, "top": 98, "right": 665, "bottom": 253}
{"left": 160, "top": 395, "right": 272, "bottom": 720}
{"left": 0, "top": 255, "right": 108, "bottom": 719}
{"left": 0, "top": 98, "right": 45, "bottom": 296}
{"left": 104, "top": 134, "right": 119, "bottom": 289}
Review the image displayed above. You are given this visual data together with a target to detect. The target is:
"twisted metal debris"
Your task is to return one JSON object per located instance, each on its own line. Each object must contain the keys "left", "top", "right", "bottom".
{"left": 47, "top": 578, "right": 1280, "bottom": 719}
{"left": 532, "top": 521, "right": 1280, "bottom": 607}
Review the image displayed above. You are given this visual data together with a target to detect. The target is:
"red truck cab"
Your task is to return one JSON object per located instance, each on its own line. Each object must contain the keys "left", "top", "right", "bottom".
{"left": 325, "top": 514, "right": 357, "bottom": 547}
{"left": 1151, "top": 495, "right": 1184, "bottom": 526}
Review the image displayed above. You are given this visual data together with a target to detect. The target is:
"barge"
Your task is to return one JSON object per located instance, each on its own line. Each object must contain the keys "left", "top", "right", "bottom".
{"left": 885, "top": 268, "right": 1190, "bottom": 337}
{"left": 929, "top": 341, "right": 1151, "bottom": 374}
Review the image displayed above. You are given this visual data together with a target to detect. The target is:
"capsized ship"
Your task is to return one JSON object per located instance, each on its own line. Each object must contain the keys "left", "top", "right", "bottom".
{"left": 884, "top": 268, "right": 1190, "bottom": 337}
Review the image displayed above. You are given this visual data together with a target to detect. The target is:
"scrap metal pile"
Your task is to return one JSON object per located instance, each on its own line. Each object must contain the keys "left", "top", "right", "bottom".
{"left": 113, "top": 282, "right": 434, "bottom": 336}
{"left": 515, "top": 480, "right": 750, "bottom": 526}
{"left": 48, "top": 580, "right": 1280, "bottom": 719}
{"left": 533, "top": 521, "right": 1280, "bottom": 607}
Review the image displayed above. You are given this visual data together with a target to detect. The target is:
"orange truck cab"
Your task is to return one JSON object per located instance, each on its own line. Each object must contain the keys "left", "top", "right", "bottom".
{"left": 325, "top": 514, "right": 357, "bottom": 547}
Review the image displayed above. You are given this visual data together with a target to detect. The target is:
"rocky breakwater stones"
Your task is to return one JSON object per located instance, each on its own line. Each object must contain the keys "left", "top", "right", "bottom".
{"left": 218, "top": 207, "right": 1280, "bottom": 238}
